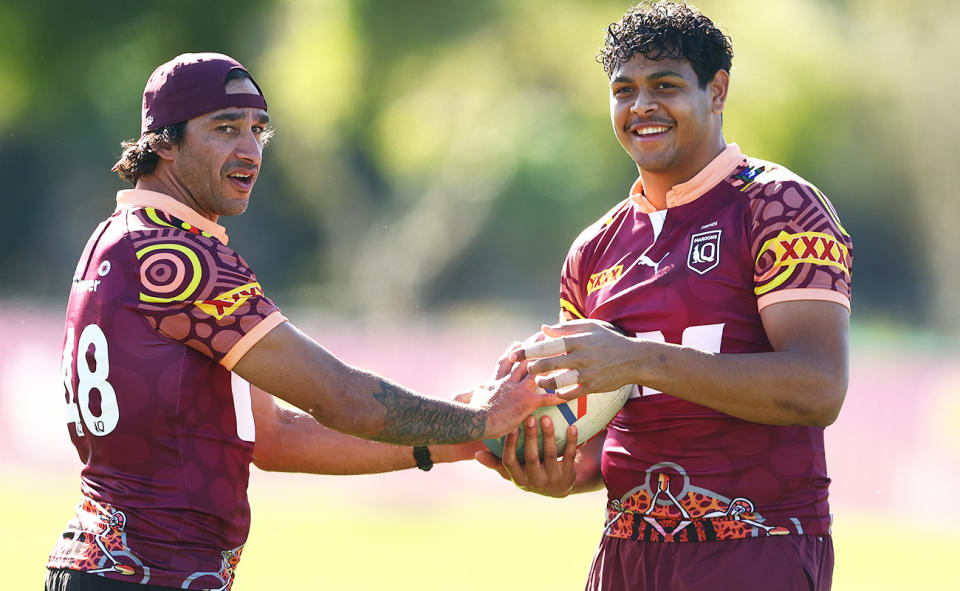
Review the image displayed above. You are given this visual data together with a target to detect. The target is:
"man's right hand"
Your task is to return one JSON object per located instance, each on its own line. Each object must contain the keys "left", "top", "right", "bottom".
{"left": 472, "top": 361, "right": 563, "bottom": 440}
{"left": 476, "top": 415, "right": 579, "bottom": 498}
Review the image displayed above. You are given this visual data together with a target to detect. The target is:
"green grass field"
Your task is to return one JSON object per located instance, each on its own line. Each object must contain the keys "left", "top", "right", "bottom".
{"left": 5, "top": 467, "right": 955, "bottom": 590}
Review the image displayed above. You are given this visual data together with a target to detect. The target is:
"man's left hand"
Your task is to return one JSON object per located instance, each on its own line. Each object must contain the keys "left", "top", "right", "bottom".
{"left": 512, "top": 320, "right": 638, "bottom": 400}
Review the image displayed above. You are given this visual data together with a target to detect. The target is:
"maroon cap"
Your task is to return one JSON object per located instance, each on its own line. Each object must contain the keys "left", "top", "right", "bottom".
{"left": 141, "top": 52, "right": 267, "bottom": 134}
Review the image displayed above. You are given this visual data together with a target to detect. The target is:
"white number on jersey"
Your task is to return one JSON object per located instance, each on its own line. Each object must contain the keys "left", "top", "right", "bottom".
{"left": 62, "top": 323, "right": 119, "bottom": 436}
{"left": 634, "top": 323, "right": 725, "bottom": 397}
{"left": 231, "top": 372, "right": 256, "bottom": 442}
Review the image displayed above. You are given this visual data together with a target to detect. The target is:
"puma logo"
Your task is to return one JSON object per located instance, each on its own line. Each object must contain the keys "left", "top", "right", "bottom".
{"left": 638, "top": 251, "right": 670, "bottom": 275}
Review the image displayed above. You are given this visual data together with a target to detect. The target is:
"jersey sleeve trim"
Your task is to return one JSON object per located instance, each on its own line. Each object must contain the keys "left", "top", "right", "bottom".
{"left": 757, "top": 288, "right": 850, "bottom": 312}
{"left": 221, "top": 310, "right": 288, "bottom": 370}
{"left": 560, "top": 297, "right": 586, "bottom": 320}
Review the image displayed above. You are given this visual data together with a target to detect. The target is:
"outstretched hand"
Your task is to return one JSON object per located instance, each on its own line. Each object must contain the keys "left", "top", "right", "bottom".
{"left": 472, "top": 356, "right": 564, "bottom": 440}
{"left": 510, "top": 320, "right": 638, "bottom": 400}
{"left": 476, "top": 414, "right": 578, "bottom": 498}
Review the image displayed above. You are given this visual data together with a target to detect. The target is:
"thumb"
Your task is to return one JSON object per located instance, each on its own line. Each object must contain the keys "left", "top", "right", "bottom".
{"left": 541, "top": 323, "right": 583, "bottom": 337}
{"left": 495, "top": 341, "right": 523, "bottom": 379}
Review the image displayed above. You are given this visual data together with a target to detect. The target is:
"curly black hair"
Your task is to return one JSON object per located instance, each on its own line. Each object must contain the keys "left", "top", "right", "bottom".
{"left": 111, "top": 122, "right": 188, "bottom": 185}
{"left": 599, "top": 1, "right": 733, "bottom": 88}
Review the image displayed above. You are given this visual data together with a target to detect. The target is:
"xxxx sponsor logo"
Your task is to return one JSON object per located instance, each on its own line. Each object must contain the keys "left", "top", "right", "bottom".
{"left": 761, "top": 231, "right": 849, "bottom": 274}
{"left": 196, "top": 282, "right": 265, "bottom": 319}
{"left": 587, "top": 265, "right": 623, "bottom": 295}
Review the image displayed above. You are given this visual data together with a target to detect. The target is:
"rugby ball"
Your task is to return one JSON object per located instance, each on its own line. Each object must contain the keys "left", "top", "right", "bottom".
{"left": 484, "top": 383, "right": 634, "bottom": 463}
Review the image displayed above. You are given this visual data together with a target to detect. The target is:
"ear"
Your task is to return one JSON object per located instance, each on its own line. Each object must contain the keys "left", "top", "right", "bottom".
{"left": 148, "top": 135, "right": 179, "bottom": 162}
{"left": 709, "top": 69, "right": 730, "bottom": 114}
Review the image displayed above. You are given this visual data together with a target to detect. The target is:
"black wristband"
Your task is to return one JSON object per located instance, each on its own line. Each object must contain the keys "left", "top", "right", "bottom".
{"left": 413, "top": 446, "right": 433, "bottom": 471}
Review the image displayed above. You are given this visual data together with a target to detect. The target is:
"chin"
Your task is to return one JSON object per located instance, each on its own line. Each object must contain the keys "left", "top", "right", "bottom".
{"left": 220, "top": 198, "right": 251, "bottom": 217}
{"left": 633, "top": 154, "right": 675, "bottom": 174}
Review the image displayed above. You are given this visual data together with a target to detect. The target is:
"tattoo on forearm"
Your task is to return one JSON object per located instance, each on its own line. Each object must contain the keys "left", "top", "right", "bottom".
{"left": 372, "top": 380, "right": 486, "bottom": 445}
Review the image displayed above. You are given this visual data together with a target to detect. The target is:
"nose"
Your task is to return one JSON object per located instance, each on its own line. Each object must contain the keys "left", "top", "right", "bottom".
{"left": 630, "top": 89, "right": 658, "bottom": 115}
{"left": 235, "top": 127, "right": 263, "bottom": 166}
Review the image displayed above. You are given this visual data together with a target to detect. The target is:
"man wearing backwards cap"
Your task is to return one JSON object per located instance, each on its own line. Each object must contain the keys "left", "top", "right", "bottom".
{"left": 46, "top": 52, "right": 553, "bottom": 590}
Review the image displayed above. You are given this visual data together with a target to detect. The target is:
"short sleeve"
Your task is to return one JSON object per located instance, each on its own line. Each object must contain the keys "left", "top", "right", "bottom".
{"left": 560, "top": 242, "right": 588, "bottom": 322}
{"left": 750, "top": 178, "right": 853, "bottom": 311}
{"left": 132, "top": 231, "right": 286, "bottom": 367}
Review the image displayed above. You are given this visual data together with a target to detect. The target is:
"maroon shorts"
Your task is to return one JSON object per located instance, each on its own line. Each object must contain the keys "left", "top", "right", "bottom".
{"left": 585, "top": 534, "right": 833, "bottom": 591}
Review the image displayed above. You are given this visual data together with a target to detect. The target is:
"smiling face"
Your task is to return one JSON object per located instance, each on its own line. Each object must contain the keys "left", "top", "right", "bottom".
{"left": 159, "top": 77, "right": 270, "bottom": 221}
{"left": 610, "top": 55, "right": 728, "bottom": 188}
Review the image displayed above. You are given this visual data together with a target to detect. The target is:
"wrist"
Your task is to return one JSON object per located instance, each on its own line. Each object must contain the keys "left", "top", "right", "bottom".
{"left": 426, "top": 440, "right": 485, "bottom": 464}
{"left": 413, "top": 446, "right": 433, "bottom": 471}
{"left": 627, "top": 336, "right": 658, "bottom": 385}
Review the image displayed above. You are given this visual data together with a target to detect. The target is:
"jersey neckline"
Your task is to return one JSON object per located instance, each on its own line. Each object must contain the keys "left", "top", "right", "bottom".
{"left": 629, "top": 143, "right": 745, "bottom": 213}
{"left": 115, "top": 189, "right": 229, "bottom": 245}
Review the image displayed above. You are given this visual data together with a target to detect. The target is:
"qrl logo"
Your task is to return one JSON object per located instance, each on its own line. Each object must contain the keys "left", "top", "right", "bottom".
{"left": 687, "top": 230, "right": 722, "bottom": 275}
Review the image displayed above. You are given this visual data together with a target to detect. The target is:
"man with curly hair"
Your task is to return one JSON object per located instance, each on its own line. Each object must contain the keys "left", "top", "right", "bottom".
{"left": 46, "top": 52, "right": 555, "bottom": 590}
{"left": 478, "top": 3, "right": 851, "bottom": 589}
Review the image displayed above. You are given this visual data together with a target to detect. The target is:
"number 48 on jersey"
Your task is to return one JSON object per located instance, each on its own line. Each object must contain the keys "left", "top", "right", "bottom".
{"left": 61, "top": 323, "right": 119, "bottom": 437}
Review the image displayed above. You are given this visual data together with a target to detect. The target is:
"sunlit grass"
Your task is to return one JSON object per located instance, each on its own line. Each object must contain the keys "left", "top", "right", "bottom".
{"left": 6, "top": 467, "right": 955, "bottom": 590}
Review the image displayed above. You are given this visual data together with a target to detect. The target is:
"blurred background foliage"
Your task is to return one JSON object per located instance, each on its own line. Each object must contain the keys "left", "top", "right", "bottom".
{"left": 1, "top": 0, "right": 957, "bottom": 332}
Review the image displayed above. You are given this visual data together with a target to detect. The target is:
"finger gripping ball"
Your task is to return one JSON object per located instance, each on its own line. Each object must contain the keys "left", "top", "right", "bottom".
{"left": 484, "top": 384, "right": 634, "bottom": 463}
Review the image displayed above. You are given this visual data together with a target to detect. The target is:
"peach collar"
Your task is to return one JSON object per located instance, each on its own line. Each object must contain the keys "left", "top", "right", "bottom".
{"left": 629, "top": 143, "right": 745, "bottom": 213}
{"left": 115, "top": 189, "right": 229, "bottom": 245}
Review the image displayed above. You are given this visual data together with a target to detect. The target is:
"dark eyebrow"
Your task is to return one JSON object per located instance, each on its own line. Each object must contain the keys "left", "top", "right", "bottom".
{"left": 611, "top": 70, "right": 688, "bottom": 86}
{"left": 647, "top": 70, "right": 687, "bottom": 81}
{"left": 209, "top": 111, "right": 271, "bottom": 125}
{"left": 209, "top": 111, "right": 244, "bottom": 122}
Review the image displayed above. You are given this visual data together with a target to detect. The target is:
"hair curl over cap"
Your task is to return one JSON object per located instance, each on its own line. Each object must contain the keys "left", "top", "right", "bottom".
{"left": 599, "top": 1, "right": 733, "bottom": 88}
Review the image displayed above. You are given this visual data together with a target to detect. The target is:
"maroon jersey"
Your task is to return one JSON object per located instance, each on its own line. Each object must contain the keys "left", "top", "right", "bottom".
{"left": 560, "top": 145, "right": 852, "bottom": 543}
{"left": 48, "top": 190, "right": 287, "bottom": 588}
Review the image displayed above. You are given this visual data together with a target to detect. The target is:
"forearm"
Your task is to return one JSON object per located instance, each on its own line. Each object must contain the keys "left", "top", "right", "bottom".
{"left": 234, "top": 323, "right": 489, "bottom": 445}
{"left": 253, "top": 396, "right": 481, "bottom": 474}
{"left": 570, "top": 457, "right": 605, "bottom": 494}
{"left": 313, "top": 363, "right": 489, "bottom": 445}
{"left": 630, "top": 339, "right": 846, "bottom": 426}
{"left": 254, "top": 405, "right": 414, "bottom": 473}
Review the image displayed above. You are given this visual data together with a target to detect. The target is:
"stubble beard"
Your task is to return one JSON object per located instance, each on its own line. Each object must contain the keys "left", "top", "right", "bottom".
{"left": 632, "top": 145, "right": 679, "bottom": 175}
{"left": 212, "top": 186, "right": 251, "bottom": 218}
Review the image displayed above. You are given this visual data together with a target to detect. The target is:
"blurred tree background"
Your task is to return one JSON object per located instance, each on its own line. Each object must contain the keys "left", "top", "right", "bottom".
{"left": 1, "top": 0, "right": 957, "bottom": 332}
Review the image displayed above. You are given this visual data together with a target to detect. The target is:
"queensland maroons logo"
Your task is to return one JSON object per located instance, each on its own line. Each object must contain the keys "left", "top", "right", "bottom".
{"left": 687, "top": 230, "right": 721, "bottom": 275}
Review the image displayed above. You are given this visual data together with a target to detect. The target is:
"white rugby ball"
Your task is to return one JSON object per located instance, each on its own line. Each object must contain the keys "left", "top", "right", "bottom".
{"left": 484, "top": 383, "right": 634, "bottom": 463}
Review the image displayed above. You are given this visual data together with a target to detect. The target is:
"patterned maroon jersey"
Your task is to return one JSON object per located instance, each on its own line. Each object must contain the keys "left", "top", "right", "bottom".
{"left": 559, "top": 145, "right": 852, "bottom": 542}
{"left": 49, "top": 190, "right": 287, "bottom": 588}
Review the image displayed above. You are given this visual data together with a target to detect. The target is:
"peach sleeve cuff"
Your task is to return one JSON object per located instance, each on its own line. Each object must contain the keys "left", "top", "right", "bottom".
{"left": 757, "top": 288, "right": 851, "bottom": 312}
{"left": 221, "top": 310, "right": 288, "bottom": 371}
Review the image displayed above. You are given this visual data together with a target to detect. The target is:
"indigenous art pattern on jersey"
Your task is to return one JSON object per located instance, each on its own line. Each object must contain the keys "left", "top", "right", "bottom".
{"left": 132, "top": 207, "right": 277, "bottom": 364}
{"left": 49, "top": 191, "right": 285, "bottom": 589}
{"left": 602, "top": 462, "right": 794, "bottom": 543}
{"left": 558, "top": 145, "right": 851, "bottom": 542}
{"left": 48, "top": 498, "right": 146, "bottom": 579}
